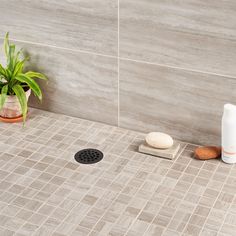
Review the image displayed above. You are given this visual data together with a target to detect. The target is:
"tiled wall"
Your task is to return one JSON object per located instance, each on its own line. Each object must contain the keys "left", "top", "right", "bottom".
{"left": 1, "top": 0, "right": 236, "bottom": 145}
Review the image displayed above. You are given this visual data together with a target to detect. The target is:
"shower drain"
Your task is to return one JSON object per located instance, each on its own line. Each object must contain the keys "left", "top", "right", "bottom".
{"left": 74, "top": 149, "right": 103, "bottom": 164}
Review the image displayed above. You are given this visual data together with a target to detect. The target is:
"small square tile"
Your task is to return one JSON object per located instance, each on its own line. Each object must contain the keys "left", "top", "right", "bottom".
{"left": 16, "top": 209, "right": 34, "bottom": 221}
{"left": 38, "top": 204, "right": 55, "bottom": 215}
{"left": 28, "top": 213, "right": 47, "bottom": 226}
{"left": 0, "top": 109, "right": 234, "bottom": 236}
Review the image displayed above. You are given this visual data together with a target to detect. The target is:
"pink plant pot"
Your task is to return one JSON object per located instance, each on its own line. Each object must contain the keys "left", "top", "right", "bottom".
{"left": 0, "top": 88, "right": 31, "bottom": 119}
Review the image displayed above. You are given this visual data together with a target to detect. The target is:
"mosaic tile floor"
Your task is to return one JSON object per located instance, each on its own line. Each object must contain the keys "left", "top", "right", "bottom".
{"left": 0, "top": 109, "right": 235, "bottom": 236}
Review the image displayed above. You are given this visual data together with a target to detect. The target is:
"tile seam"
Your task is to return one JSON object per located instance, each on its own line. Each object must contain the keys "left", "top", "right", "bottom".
{"left": 123, "top": 143, "right": 187, "bottom": 236}
{"left": 117, "top": 0, "right": 120, "bottom": 128}
{"left": 49, "top": 132, "right": 137, "bottom": 235}
{"left": 142, "top": 143, "right": 190, "bottom": 236}
{"left": 1, "top": 37, "right": 236, "bottom": 80}
{"left": 119, "top": 57, "right": 236, "bottom": 80}
{"left": 87, "top": 133, "right": 150, "bottom": 235}
{"left": 201, "top": 166, "right": 234, "bottom": 235}
{"left": 159, "top": 151, "right": 200, "bottom": 236}
{"left": 182, "top": 162, "right": 231, "bottom": 235}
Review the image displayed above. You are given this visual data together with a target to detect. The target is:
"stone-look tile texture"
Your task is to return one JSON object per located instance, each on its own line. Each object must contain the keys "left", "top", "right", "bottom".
{"left": 26, "top": 43, "right": 118, "bottom": 126}
{"left": 119, "top": 60, "right": 236, "bottom": 145}
{"left": 0, "top": 0, "right": 118, "bottom": 56}
{"left": 0, "top": 109, "right": 235, "bottom": 236}
{"left": 120, "top": 0, "right": 236, "bottom": 77}
{"left": 1, "top": 1, "right": 236, "bottom": 144}
{"left": 0, "top": 41, "right": 118, "bottom": 126}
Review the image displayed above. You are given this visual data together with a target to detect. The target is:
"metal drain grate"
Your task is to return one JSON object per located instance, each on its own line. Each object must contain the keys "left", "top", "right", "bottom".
{"left": 74, "top": 149, "right": 103, "bottom": 164}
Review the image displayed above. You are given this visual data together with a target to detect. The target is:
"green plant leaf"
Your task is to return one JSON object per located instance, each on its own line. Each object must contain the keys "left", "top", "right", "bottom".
{"left": 25, "top": 71, "right": 47, "bottom": 81}
{"left": 5, "top": 68, "right": 12, "bottom": 83}
{"left": 8, "top": 44, "right": 16, "bottom": 72}
{"left": 3, "top": 32, "right": 9, "bottom": 57}
{"left": 13, "top": 60, "right": 25, "bottom": 77}
{"left": 15, "top": 48, "right": 22, "bottom": 61}
{"left": 15, "top": 74, "right": 42, "bottom": 100}
{"left": 12, "top": 84, "right": 27, "bottom": 122}
{"left": 1, "top": 33, "right": 46, "bottom": 124}
{"left": 12, "top": 49, "right": 24, "bottom": 72}
{"left": 0, "top": 64, "right": 7, "bottom": 79}
{"left": 0, "top": 84, "right": 8, "bottom": 111}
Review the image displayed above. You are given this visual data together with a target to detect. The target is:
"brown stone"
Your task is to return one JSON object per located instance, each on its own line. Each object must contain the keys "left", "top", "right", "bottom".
{"left": 194, "top": 146, "right": 221, "bottom": 160}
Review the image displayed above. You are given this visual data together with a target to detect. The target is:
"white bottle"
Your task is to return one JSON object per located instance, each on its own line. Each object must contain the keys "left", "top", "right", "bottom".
{"left": 222, "top": 104, "right": 236, "bottom": 164}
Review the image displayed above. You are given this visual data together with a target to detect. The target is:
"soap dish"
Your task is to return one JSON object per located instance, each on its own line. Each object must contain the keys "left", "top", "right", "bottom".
{"left": 139, "top": 141, "right": 180, "bottom": 160}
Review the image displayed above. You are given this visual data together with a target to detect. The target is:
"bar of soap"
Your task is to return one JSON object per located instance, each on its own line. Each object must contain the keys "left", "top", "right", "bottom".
{"left": 194, "top": 146, "right": 221, "bottom": 160}
{"left": 146, "top": 132, "right": 173, "bottom": 149}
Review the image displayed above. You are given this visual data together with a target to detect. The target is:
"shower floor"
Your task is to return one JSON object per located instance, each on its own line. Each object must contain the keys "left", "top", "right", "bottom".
{"left": 0, "top": 109, "right": 235, "bottom": 236}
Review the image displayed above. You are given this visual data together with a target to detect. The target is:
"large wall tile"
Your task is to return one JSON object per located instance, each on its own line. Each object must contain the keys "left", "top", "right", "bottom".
{"left": 120, "top": 59, "right": 236, "bottom": 145}
{"left": 0, "top": 0, "right": 117, "bottom": 56}
{"left": 1, "top": 42, "right": 118, "bottom": 125}
{"left": 122, "top": 0, "right": 236, "bottom": 40}
{"left": 120, "top": 0, "right": 236, "bottom": 77}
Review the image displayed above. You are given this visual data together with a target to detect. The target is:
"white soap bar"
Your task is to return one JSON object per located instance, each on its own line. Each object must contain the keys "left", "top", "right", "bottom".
{"left": 146, "top": 132, "right": 173, "bottom": 149}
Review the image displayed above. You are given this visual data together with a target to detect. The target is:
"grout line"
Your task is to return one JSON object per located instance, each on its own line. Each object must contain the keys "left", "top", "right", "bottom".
{"left": 86, "top": 133, "right": 145, "bottom": 235}
{"left": 202, "top": 165, "right": 234, "bottom": 235}
{"left": 159, "top": 149, "right": 197, "bottom": 236}
{"left": 118, "top": 57, "right": 236, "bottom": 80}
{"left": 48, "top": 169, "right": 106, "bottom": 235}
{"left": 141, "top": 143, "right": 188, "bottom": 236}
{"left": 85, "top": 132, "right": 160, "bottom": 235}
{"left": 2, "top": 135, "right": 120, "bottom": 234}
{"left": 84, "top": 166, "right": 136, "bottom": 234}
{"left": 181, "top": 160, "right": 229, "bottom": 235}
{"left": 7, "top": 119, "right": 72, "bottom": 233}
{"left": 142, "top": 150, "right": 225, "bottom": 236}
{"left": 13, "top": 129, "right": 108, "bottom": 234}
{"left": 1, "top": 37, "right": 236, "bottom": 81}
{"left": 123, "top": 143, "right": 187, "bottom": 236}
{"left": 0, "top": 37, "right": 117, "bottom": 60}
{"left": 0, "top": 121, "right": 141, "bottom": 234}
{"left": 117, "top": 0, "right": 120, "bottom": 127}
{"left": 26, "top": 120, "right": 131, "bottom": 235}
{"left": 1, "top": 113, "right": 236, "bottom": 235}
{"left": 0, "top": 116, "right": 73, "bottom": 233}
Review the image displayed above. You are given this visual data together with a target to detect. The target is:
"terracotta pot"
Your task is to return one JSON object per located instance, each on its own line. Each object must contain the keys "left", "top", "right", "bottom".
{"left": 0, "top": 88, "right": 31, "bottom": 119}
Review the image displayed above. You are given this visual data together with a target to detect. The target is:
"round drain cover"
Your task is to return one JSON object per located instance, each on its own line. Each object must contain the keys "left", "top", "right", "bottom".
{"left": 74, "top": 149, "right": 103, "bottom": 164}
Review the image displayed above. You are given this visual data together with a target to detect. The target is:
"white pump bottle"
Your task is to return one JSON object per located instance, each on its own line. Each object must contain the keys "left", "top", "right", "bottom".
{"left": 222, "top": 103, "right": 236, "bottom": 164}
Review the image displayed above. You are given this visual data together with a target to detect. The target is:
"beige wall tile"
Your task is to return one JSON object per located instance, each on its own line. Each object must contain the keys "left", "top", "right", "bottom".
{"left": 0, "top": 0, "right": 118, "bottom": 55}
{"left": 120, "top": 0, "right": 236, "bottom": 77}
{"left": 15, "top": 43, "right": 119, "bottom": 126}
{"left": 120, "top": 60, "right": 236, "bottom": 144}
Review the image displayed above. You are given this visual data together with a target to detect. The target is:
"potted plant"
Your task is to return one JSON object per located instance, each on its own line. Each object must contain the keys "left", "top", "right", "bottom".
{"left": 0, "top": 33, "right": 47, "bottom": 123}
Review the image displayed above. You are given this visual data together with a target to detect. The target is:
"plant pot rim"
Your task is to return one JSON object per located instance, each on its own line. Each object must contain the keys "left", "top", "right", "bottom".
{"left": 1, "top": 87, "right": 31, "bottom": 98}
{"left": 0, "top": 114, "right": 26, "bottom": 123}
